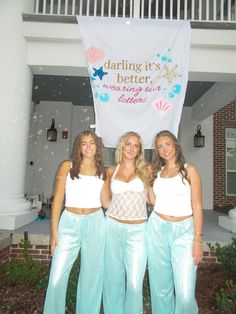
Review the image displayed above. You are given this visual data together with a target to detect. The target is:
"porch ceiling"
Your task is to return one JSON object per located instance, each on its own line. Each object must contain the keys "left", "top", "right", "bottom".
{"left": 32, "top": 74, "right": 214, "bottom": 107}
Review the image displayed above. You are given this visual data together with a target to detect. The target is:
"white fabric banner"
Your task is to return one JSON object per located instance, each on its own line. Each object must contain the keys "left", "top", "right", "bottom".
{"left": 77, "top": 17, "right": 191, "bottom": 148}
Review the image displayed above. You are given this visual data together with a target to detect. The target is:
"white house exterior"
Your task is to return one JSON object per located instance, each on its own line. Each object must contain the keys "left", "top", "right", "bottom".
{"left": 0, "top": 0, "right": 236, "bottom": 230}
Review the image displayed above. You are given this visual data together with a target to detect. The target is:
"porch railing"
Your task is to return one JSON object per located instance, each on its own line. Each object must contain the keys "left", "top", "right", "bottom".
{"left": 34, "top": 0, "right": 236, "bottom": 22}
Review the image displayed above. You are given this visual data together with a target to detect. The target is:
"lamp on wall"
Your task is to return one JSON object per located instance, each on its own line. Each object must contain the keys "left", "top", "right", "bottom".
{"left": 194, "top": 124, "right": 205, "bottom": 148}
{"left": 47, "top": 119, "right": 57, "bottom": 142}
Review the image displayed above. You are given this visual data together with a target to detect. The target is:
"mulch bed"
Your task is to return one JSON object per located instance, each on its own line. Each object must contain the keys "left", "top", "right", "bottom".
{"left": 0, "top": 263, "right": 231, "bottom": 314}
{"left": 196, "top": 264, "right": 230, "bottom": 314}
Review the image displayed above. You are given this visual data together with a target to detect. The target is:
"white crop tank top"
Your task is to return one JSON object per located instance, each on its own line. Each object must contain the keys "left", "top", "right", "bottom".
{"left": 153, "top": 165, "right": 192, "bottom": 217}
{"left": 106, "top": 164, "right": 147, "bottom": 220}
{"left": 65, "top": 172, "right": 104, "bottom": 208}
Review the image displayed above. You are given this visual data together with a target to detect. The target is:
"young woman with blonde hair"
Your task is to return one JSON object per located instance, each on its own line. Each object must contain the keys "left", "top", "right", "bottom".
{"left": 103, "top": 131, "right": 150, "bottom": 314}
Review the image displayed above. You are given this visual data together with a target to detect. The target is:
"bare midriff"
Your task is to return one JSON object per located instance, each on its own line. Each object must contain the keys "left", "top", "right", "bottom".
{"left": 110, "top": 217, "right": 146, "bottom": 224}
{"left": 66, "top": 207, "right": 101, "bottom": 215}
{"left": 155, "top": 211, "right": 193, "bottom": 222}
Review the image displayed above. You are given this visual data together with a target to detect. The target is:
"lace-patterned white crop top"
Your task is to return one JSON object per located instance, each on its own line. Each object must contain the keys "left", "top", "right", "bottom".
{"left": 153, "top": 165, "right": 192, "bottom": 217}
{"left": 106, "top": 164, "right": 147, "bottom": 220}
{"left": 65, "top": 172, "right": 104, "bottom": 208}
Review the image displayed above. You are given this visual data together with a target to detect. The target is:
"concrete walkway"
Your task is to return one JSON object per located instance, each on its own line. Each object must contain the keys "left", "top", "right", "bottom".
{"left": 0, "top": 209, "right": 235, "bottom": 249}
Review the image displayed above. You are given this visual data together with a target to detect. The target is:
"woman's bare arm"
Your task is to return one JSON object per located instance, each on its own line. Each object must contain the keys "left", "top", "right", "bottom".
{"left": 101, "top": 167, "right": 112, "bottom": 209}
{"left": 50, "top": 160, "right": 70, "bottom": 255}
{"left": 188, "top": 164, "right": 203, "bottom": 265}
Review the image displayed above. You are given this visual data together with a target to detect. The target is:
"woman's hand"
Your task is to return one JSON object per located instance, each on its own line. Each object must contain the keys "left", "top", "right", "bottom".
{"left": 50, "top": 230, "right": 59, "bottom": 256}
{"left": 192, "top": 242, "right": 203, "bottom": 265}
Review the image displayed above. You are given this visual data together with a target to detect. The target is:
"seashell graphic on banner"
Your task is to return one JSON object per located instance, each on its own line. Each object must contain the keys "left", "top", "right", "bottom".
{"left": 155, "top": 98, "right": 173, "bottom": 115}
{"left": 86, "top": 46, "right": 105, "bottom": 64}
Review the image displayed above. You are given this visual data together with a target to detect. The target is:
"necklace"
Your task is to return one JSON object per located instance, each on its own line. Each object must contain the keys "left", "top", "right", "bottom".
{"left": 162, "top": 166, "right": 178, "bottom": 178}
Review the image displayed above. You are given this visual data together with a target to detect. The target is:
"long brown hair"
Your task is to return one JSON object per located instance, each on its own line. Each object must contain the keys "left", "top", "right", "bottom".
{"left": 115, "top": 131, "right": 149, "bottom": 187}
{"left": 153, "top": 130, "right": 189, "bottom": 183}
{"left": 70, "top": 130, "right": 107, "bottom": 180}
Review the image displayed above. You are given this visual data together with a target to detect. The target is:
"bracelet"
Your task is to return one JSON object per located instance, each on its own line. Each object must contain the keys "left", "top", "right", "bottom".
{"left": 195, "top": 232, "right": 203, "bottom": 236}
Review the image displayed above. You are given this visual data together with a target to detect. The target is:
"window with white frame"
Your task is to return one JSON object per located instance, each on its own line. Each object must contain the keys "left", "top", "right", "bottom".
{"left": 226, "top": 128, "right": 236, "bottom": 195}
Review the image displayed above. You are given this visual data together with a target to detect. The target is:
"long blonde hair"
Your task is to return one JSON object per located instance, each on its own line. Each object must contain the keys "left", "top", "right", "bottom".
{"left": 115, "top": 131, "right": 149, "bottom": 187}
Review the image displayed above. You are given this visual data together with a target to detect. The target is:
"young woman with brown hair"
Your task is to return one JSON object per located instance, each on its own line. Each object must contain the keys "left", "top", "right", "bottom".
{"left": 44, "top": 130, "right": 110, "bottom": 314}
{"left": 147, "top": 130, "right": 203, "bottom": 314}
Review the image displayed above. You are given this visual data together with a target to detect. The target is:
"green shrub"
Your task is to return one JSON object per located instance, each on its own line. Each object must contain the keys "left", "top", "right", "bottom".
{"left": 4, "top": 258, "right": 47, "bottom": 287}
{"left": 36, "top": 267, "right": 49, "bottom": 290}
{"left": 215, "top": 280, "right": 236, "bottom": 314}
{"left": 4, "top": 239, "right": 48, "bottom": 288}
{"left": 208, "top": 237, "right": 236, "bottom": 276}
{"left": 208, "top": 238, "right": 236, "bottom": 313}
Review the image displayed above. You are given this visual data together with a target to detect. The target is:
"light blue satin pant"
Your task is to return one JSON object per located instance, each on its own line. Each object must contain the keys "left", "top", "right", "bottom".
{"left": 103, "top": 216, "right": 147, "bottom": 314}
{"left": 147, "top": 212, "right": 198, "bottom": 314}
{"left": 44, "top": 209, "right": 105, "bottom": 314}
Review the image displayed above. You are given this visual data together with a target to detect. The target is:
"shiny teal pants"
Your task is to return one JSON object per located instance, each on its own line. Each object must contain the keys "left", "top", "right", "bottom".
{"left": 44, "top": 209, "right": 105, "bottom": 314}
{"left": 147, "top": 213, "right": 198, "bottom": 314}
{"left": 103, "top": 216, "right": 147, "bottom": 314}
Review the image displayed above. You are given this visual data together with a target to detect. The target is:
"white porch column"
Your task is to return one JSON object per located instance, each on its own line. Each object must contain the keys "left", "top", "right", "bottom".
{"left": 0, "top": 0, "right": 37, "bottom": 230}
